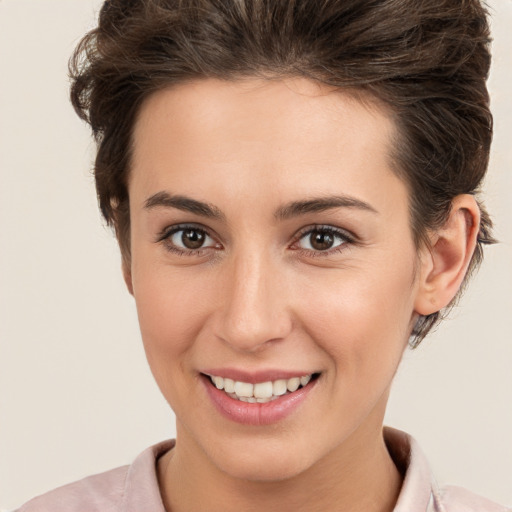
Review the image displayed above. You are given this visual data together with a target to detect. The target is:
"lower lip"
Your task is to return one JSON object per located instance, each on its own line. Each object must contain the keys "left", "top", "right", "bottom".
{"left": 201, "top": 374, "right": 318, "bottom": 426}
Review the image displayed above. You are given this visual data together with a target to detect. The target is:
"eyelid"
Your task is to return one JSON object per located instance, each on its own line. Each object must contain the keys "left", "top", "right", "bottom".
{"left": 290, "top": 224, "right": 356, "bottom": 255}
{"left": 156, "top": 223, "right": 215, "bottom": 243}
{"left": 155, "top": 222, "right": 356, "bottom": 258}
{"left": 293, "top": 224, "right": 355, "bottom": 242}
{"left": 156, "top": 223, "right": 221, "bottom": 255}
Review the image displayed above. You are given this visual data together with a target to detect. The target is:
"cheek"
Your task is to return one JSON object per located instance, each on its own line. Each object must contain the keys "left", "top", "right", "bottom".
{"left": 131, "top": 265, "right": 222, "bottom": 417}
{"left": 293, "top": 256, "right": 416, "bottom": 375}
{"left": 133, "top": 264, "right": 216, "bottom": 370}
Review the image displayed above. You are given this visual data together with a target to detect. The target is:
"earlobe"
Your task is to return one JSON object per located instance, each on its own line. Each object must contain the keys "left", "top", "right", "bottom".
{"left": 414, "top": 195, "right": 480, "bottom": 316}
{"left": 122, "top": 260, "right": 134, "bottom": 296}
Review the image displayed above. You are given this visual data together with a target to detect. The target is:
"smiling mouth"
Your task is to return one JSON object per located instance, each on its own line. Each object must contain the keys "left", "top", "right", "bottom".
{"left": 203, "top": 373, "right": 321, "bottom": 403}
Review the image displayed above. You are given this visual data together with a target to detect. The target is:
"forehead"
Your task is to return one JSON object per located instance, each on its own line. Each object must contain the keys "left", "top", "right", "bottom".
{"left": 129, "top": 77, "right": 404, "bottom": 213}
{"left": 132, "top": 77, "right": 395, "bottom": 159}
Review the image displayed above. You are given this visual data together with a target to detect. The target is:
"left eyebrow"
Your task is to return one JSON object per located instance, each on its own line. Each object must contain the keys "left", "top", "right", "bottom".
{"left": 274, "top": 195, "right": 378, "bottom": 221}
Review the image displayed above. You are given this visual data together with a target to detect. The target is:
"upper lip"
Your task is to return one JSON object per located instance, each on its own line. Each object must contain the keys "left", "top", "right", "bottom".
{"left": 200, "top": 368, "right": 318, "bottom": 384}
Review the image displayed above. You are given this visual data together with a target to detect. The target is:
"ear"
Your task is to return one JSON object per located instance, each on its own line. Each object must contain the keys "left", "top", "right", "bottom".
{"left": 414, "top": 194, "right": 480, "bottom": 316}
{"left": 122, "top": 259, "right": 134, "bottom": 296}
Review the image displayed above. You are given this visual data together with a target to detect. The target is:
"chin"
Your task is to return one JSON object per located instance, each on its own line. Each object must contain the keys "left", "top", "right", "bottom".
{"left": 202, "top": 433, "right": 318, "bottom": 483}
{"left": 220, "top": 451, "right": 309, "bottom": 482}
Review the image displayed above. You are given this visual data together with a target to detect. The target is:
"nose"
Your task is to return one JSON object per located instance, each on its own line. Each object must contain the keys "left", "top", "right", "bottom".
{"left": 214, "top": 249, "right": 293, "bottom": 353}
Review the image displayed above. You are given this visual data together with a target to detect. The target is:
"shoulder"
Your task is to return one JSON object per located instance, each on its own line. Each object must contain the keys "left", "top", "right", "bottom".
{"left": 15, "top": 465, "right": 129, "bottom": 512}
{"left": 384, "top": 427, "right": 510, "bottom": 512}
{"left": 14, "top": 440, "right": 174, "bottom": 512}
{"left": 436, "top": 485, "right": 510, "bottom": 512}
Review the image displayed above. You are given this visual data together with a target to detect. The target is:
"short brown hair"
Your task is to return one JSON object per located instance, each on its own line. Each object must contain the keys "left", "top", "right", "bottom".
{"left": 69, "top": 0, "right": 495, "bottom": 346}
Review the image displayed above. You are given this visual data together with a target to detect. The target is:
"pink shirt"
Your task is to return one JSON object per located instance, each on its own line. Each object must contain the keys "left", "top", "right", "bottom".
{"left": 15, "top": 428, "right": 509, "bottom": 511}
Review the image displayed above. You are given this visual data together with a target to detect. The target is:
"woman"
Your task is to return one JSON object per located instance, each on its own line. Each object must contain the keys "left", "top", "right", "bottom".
{"left": 13, "top": 0, "right": 510, "bottom": 511}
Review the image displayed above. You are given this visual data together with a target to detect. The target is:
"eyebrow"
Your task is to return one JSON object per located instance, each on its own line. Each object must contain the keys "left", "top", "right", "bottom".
{"left": 144, "top": 191, "right": 378, "bottom": 221}
{"left": 274, "top": 195, "right": 378, "bottom": 220}
{"left": 144, "top": 191, "right": 226, "bottom": 221}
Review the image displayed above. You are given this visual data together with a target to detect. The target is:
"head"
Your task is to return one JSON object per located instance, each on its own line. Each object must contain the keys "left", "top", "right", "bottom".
{"left": 70, "top": 0, "right": 494, "bottom": 347}
{"left": 69, "top": 0, "right": 494, "bottom": 483}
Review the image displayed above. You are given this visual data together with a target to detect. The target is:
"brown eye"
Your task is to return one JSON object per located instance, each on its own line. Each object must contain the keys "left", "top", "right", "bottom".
{"left": 181, "top": 229, "right": 206, "bottom": 249}
{"left": 166, "top": 226, "right": 217, "bottom": 252}
{"left": 296, "top": 227, "right": 348, "bottom": 253}
{"left": 310, "top": 231, "right": 335, "bottom": 251}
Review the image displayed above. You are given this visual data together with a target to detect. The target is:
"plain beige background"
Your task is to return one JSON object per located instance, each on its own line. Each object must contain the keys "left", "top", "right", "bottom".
{"left": 0, "top": 0, "right": 511, "bottom": 509}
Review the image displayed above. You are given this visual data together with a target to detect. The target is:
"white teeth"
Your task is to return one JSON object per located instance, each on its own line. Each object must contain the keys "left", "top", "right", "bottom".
{"left": 254, "top": 381, "right": 273, "bottom": 399}
{"left": 300, "top": 375, "right": 311, "bottom": 387}
{"left": 213, "top": 376, "right": 224, "bottom": 390}
{"left": 208, "top": 373, "right": 315, "bottom": 402}
{"left": 234, "top": 381, "right": 254, "bottom": 397}
{"left": 224, "top": 378, "right": 235, "bottom": 393}
{"left": 287, "top": 377, "right": 300, "bottom": 392}
{"left": 272, "top": 379, "right": 288, "bottom": 396}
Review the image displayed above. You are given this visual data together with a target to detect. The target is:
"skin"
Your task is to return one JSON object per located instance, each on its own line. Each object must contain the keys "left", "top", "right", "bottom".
{"left": 124, "top": 78, "right": 480, "bottom": 512}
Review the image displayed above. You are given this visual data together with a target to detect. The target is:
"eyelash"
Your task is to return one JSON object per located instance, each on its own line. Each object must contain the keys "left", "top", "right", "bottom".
{"left": 156, "top": 224, "right": 219, "bottom": 257}
{"left": 156, "top": 223, "right": 355, "bottom": 258}
{"left": 292, "top": 225, "right": 354, "bottom": 258}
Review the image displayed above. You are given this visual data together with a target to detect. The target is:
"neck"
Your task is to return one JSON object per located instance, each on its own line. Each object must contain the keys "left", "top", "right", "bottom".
{"left": 158, "top": 423, "right": 402, "bottom": 512}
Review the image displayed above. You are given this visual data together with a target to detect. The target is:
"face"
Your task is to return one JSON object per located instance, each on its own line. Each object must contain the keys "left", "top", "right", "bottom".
{"left": 127, "top": 78, "right": 422, "bottom": 481}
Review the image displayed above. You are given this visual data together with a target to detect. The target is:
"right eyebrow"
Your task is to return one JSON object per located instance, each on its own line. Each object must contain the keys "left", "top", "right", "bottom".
{"left": 144, "top": 191, "right": 226, "bottom": 221}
